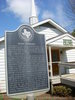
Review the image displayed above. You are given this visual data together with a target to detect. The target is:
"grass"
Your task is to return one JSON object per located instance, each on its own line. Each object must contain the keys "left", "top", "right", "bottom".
{"left": 0, "top": 92, "right": 75, "bottom": 100}
{"left": 0, "top": 94, "right": 21, "bottom": 100}
{"left": 0, "top": 94, "right": 3, "bottom": 100}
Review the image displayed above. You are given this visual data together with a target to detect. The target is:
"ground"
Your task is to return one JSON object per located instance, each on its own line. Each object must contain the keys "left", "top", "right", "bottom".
{"left": 0, "top": 93, "right": 75, "bottom": 100}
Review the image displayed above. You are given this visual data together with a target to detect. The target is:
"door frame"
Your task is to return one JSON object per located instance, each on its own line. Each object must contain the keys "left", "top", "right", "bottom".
{"left": 51, "top": 49, "right": 60, "bottom": 76}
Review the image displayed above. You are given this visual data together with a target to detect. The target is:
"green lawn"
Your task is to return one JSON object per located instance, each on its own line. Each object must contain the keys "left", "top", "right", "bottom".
{"left": 0, "top": 94, "right": 3, "bottom": 100}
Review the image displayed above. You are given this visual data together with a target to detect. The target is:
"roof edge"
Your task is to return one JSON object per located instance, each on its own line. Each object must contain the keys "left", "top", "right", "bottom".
{"left": 46, "top": 33, "right": 75, "bottom": 44}
{"left": 32, "top": 18, "right": 68, "bottom": 33}
{"left": 0, "top": 37, "right": 4, "bottom": 42}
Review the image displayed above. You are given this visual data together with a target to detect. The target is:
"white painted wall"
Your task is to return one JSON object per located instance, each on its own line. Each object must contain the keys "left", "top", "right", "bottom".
{"left": 60, "top": 49, "right": 75, "bottom": 74}
{"left": 61, "top": 49, "right": 75, "bottom": 62}
{"left": 0, "top": 41, "right": 6, "bottom": 93}
{"left": 65, "top": 49, "right": 75, "bottom": 62}
{"left": 34, "top": 27, "right": 63, "bottom": 40}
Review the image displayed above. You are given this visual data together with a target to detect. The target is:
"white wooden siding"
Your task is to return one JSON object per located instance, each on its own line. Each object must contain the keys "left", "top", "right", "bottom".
{"left": 0, "top": 42, "right": 6, "bottom": 93}
{"left": 65, "top": 49, "right": 75, "bottom": 62}
{"left": 34, "top": 27, "right": 63, "bottom": 40}
{"left": 60, "top": 49, "right": 75, "bottom": 74}
{"left": 60, "top": 49, "right": 75, "bottom": 62}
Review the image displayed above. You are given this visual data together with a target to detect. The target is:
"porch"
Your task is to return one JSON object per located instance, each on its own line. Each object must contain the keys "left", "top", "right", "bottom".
{"left": 46, "top": 34, "right": 75, "bottom": 93}
{"left": 47, "top": 45, "right": 75, "bottom": 93}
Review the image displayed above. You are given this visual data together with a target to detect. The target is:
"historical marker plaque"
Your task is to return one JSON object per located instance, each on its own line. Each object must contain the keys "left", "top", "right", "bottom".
{"left": 5, "top": 25, "right": 49, "bottom": 96}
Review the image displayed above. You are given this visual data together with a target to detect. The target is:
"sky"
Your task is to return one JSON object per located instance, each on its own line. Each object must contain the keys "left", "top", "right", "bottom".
{"left": 0, "top": 0, "right": 75, "bottom": 37}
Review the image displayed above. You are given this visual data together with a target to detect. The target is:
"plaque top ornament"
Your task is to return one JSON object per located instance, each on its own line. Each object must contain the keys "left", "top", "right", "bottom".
{"left": 22, "top": 29, "right": 31, "bottom": 39}
{"left": 19, "top": 25, "right": 34, "bottom": 41}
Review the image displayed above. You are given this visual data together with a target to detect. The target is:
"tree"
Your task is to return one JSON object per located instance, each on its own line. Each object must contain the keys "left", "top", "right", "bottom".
{"left": 64, "top": 0, "right": 75, "bottom": 20}
{"left": 72, "top": 29, "right": 75, "bottom": 37}
{"left": 69, "top": 0, "right": 75, "bottom": 13}
{"left": 63, "top": 0, "right": 75, "bottom": 31}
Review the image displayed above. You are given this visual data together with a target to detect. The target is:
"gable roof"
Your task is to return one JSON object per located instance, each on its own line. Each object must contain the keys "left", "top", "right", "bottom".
{"left": 0, "top": 18, "right": 68, "bottom": 42}
{"left": 32, "top": 19, "right": 68, "bottom": 33}
{"left": 46, "top": 33, "right": 75, "bottom": 44}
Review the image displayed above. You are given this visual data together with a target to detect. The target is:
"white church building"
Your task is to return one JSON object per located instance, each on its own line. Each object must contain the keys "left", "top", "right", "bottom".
{"left": 0, "top": 0, "right": 75, "bottom": 93}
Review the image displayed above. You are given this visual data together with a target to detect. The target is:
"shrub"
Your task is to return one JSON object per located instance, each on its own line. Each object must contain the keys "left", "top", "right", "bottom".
{"left": 53, "top": 85, "right": 72, "bottom": 97}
